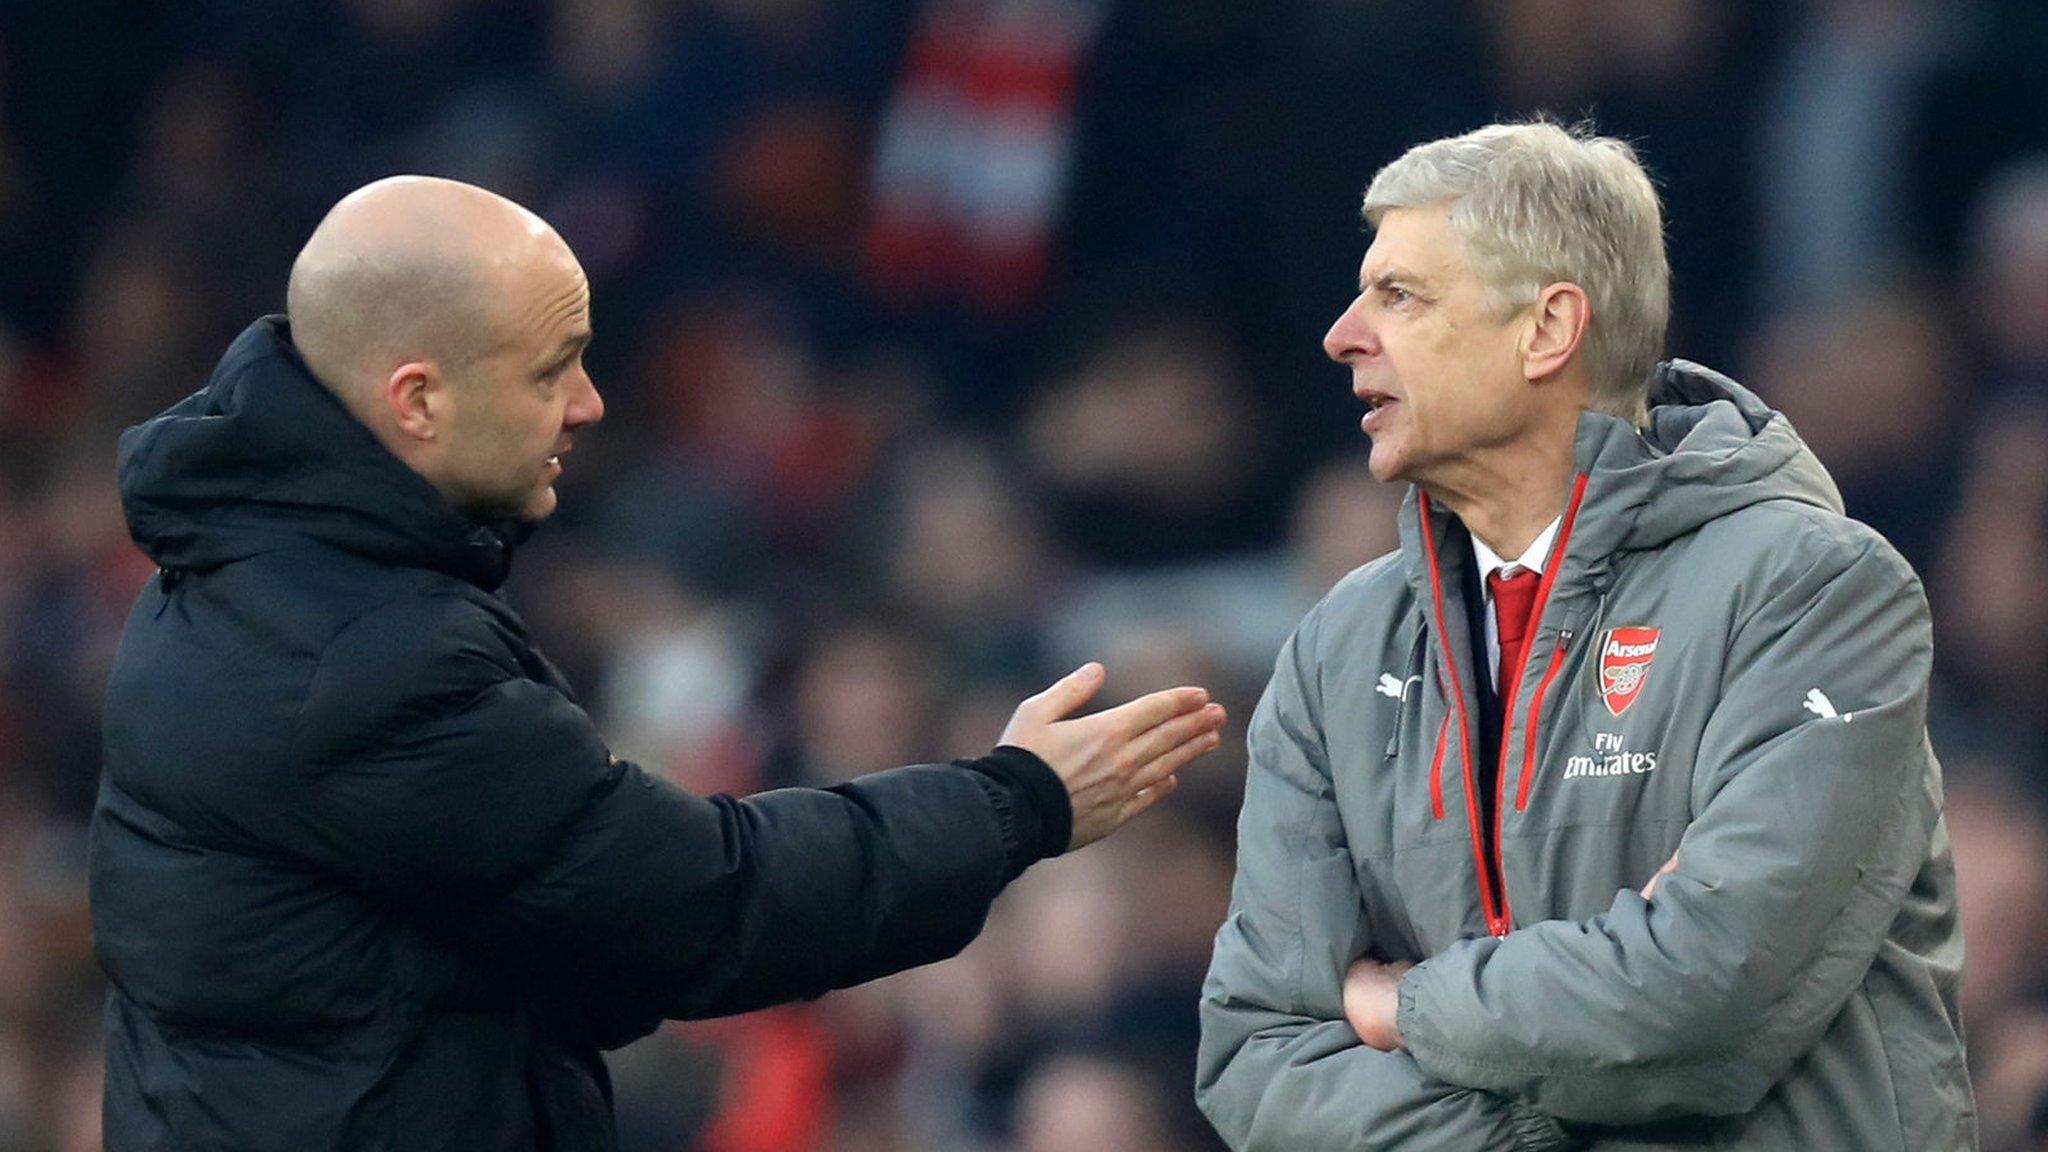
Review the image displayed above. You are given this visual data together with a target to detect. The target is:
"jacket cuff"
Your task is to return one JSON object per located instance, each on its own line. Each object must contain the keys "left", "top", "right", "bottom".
{"left": 1399, "top": 972, "right": 1583, "bottom": 1151}
{"left": 1506, "top": 1101, "right": 1582, "bottom": 1151}
{"left": 957, "top": 745, "right": 1071, "bottom": 879}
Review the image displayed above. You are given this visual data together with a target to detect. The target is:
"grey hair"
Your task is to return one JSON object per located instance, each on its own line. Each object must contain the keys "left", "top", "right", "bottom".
{"left": 1363, "top": 120, "right": 1669, "bottom": 424}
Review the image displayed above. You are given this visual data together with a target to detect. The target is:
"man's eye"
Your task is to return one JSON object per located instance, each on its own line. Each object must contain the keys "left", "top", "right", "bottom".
{"left": 1383, "top": 285, "right": 1412, "bottom": 305}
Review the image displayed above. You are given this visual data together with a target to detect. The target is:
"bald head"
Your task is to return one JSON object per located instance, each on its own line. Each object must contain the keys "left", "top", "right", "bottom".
{"left": 284, "top": 176, "right": 603, "bottom": 524}
{"left": 286, "top": 175, "right": 572, "bottom": 405}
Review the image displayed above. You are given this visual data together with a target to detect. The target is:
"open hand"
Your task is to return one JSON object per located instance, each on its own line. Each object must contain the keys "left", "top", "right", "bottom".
{"left": 999, "top": 662, "right": 1226, "bottom": 850}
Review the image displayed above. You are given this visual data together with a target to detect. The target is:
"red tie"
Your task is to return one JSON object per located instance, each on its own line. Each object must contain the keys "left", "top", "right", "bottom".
{"left": 1489, "top": 567, "right": 1541, "bottom": 701}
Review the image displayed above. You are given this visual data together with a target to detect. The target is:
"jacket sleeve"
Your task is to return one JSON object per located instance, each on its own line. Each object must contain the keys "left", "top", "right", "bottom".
{"left": 1396, "top": 531, "right": 1940, "bottom": 1124}
{"left": 463, "top": 753, "right": 1063, "bottom": 1036}
{"left": 291, "top": 593, "right": 1068, "bottom": 1036}
{"left": 1197, "top": 613, "right": 1582, "bottom": 1152}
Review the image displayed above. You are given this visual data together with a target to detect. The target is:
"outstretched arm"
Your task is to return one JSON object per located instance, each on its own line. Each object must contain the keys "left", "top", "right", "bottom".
{"left": 292, "top": 599, "right": 1221, "bottom": 1043}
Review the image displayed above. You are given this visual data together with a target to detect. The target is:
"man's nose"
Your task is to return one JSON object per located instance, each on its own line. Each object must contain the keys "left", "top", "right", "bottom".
{"left": 566, "top": 369, "right": 604, "bottom": 427}
{"left": 1322, "top": 296, "right": 1378, "bottom": 363}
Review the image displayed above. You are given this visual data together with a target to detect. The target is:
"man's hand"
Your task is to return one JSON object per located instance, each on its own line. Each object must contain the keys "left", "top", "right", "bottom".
{"left": 999, "top": 662, "right": 1226, "bottom": 850}
{"left": 1641, "top": 851, "right": 1679, "bottom": 900}
{"left": 1343, "top": 957, "right": 1413, "bottom": 1051}
{"left": 1337, "top": 851, "right": 1674, "bottom": 1057}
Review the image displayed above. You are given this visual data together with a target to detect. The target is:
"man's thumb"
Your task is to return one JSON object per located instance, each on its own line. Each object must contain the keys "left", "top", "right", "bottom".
{"left": 1033, "top": 662, "right": 1105, "bottom": 720}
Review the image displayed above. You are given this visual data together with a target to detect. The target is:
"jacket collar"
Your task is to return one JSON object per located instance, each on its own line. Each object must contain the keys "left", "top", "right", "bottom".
{"left": 1398, "top": 358, "right": 1843, "bottom": 612}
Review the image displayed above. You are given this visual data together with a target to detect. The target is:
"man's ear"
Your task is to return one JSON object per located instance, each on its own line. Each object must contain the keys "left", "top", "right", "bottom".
{"left": 1521, "top": 282, "right": 1590, "bottom": 384}
{"left": 385, "top": 361, "right": 445, "bottom": 442}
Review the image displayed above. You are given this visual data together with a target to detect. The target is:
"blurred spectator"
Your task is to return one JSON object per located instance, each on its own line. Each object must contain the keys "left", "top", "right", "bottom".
{"left": 863, "top": 0, "right": 1106, "bottom": 322}
{"left": 5, "top": 442, "right": 154, "bottom": 818}
{"left": 1025, "top": 323, "right": 1279, "bottom": 566}
{"left": 1012, "top": 1053, "right": 1179, "bottom": 1152}
{"left": 1043, "top": 454, "right": 1398, "bottom": 686}
{"left": 786, "top": 618, "right": 941, "bottom": 785}
{"left": 1949, "top": 767, "right": 2048, "bottom": 1151}
{"left": 591, "top": 291, "right": 898, "bottom": 597}
{"left": 710, "top": 101, "right": 869, "bottom": 267}
{"left": 526, "top": 551, "right": 766, "bottom": 793}
{"left": 1969, "top": 158, "right": 2048, "bottom": 401}
{"left": 877, "top": 435, "right": 1059, "bottom": 681}
{"left": 1747, "top": 292, "right": 1963, "bottom": 569}
{"left": 1974, "top": 1001, "right": 2048, "bottom": 1152}
{"left": 1288, "top": 455, "right": 1402, "bottom": 596}
{"left": 64, "top": 221, "right": 225, "bottom": 433}
{"left": 1931, "top": 406, "right": 2048, "bottom": 740}
{"left": 1948, "top": 765, "right": 2048, "bottom": 1023}
{"left": 1758, "top": 0, "right": 1963, "bottom": 308}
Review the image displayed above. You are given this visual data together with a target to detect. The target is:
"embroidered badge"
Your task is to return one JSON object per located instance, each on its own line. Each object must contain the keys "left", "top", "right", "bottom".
{"left": 1598, "top": 627, "right": 1660, "bottom": 717}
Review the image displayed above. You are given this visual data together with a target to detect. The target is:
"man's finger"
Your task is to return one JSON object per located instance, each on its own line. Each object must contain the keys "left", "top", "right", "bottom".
{"left": 1641, "top": 853, "right": 1680, "bottom": 899}
{"left": 1130, "top": 723, "right": 1223, "bottom": 786}
{"left": 1023, "top": 662, "right": 1106, "bottom": 722}
{"left": 1121, "top": 774, "right": 1180, "bottom": 821}
{"left": 1120, "top": 702, "right": 1226, "bottom": 772}
{"left": 1102, "top": 684, "right": 1210, "bottom": 735}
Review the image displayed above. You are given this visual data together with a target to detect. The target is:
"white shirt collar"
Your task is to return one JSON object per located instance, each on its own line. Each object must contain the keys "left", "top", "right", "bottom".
{"left": 1472, "top": 517, "right": 1562, "bottom": 590}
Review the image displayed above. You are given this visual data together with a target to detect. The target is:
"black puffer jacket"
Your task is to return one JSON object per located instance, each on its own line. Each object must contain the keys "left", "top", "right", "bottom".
{"left": 93, "top": 317, "right": 1070, "bottom": 1150}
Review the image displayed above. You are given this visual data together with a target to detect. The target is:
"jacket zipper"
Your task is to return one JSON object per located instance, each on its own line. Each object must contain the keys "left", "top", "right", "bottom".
{"left": 1486, "top": 473, "right": 1590, "bottom": 935}
{"left": 1418, "top": 476, "right": 1591, "bottom": 937}
{"left": 1414, "top": 493, "right": 1498, "bottom": 929}
{"left": 1428, "top": 704, "right": 1451, "bottom": 820}
{"left": 1515, "top": 585, "right": 1608, "bottom": 810}
{"left": 1515, "top": 629, "right": 1573, "bottom": 811}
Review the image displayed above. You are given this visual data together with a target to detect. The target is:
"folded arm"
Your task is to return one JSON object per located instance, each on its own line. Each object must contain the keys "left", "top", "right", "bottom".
{"left": 1197, "top": 616, "right": 1581, "bottom": 1151}
{"left": 1396, "top": 535, "right": 1940, "bottom": 1124}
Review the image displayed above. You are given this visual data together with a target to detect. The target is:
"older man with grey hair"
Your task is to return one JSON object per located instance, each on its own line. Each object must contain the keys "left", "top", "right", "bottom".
{"left": 1197, "top": 121, "right": 1974, "bottom": 1149}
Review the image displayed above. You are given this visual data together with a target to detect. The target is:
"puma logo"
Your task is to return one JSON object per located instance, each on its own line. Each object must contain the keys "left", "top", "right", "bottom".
{"left": 1803, "top": 688, "right": 1851, "bottom": 723}
{"left": 1376, "top": 673, "right": 1422, "bottom": 701}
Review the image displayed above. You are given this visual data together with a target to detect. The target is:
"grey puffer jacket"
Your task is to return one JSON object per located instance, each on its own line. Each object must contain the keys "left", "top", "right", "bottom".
{"left": 1197, "top": 362, "right": 1975, "bottom": 1150}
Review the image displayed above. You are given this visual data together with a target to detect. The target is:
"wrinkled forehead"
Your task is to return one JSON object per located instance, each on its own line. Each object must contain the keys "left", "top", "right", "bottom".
{"left": 1360, "top": 203, "right": 1474, "bottom": 285}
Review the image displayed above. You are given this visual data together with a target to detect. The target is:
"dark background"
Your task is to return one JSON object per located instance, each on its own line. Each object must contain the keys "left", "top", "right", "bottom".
{"left": 1, "top": 1, "right": 2045, "bottom": 1148}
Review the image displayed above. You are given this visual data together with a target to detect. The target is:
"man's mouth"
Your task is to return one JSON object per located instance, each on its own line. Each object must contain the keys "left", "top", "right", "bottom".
{"left": 1359, "top": 389, "right": 1399, "bottom": 433}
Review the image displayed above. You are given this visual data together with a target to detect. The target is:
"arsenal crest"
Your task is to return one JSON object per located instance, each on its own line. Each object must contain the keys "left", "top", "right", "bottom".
{"left": 1598, "top": 627, "right": 1660, "bottom": 716}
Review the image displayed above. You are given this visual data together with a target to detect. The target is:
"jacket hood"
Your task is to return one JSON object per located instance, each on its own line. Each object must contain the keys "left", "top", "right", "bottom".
{"left": 1397, "top": 359, "right": 1842, "bottom": 599}
{"left": 117, "top": 316, "right": 524, "bottom": 589}
{"left": 1577, "top": 358, "right": 1842, "bottom": 554}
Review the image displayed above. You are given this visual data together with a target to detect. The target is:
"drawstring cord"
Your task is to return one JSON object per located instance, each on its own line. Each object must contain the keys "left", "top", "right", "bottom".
{"left": 1386, "top": 623, "right": 1429, "bottom": 760}
{"left": 152, "top": 567, "right": 184, "bottom": 619}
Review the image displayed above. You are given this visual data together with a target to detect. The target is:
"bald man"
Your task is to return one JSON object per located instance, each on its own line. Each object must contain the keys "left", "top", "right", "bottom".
{"left": 95, "top": 177, "right": 1224, "bottom": 1150}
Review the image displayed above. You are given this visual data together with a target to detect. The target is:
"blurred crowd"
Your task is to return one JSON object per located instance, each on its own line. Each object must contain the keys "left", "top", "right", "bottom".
{"left": 1, "top": 0, "right": 2045, "bottom": 1149}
